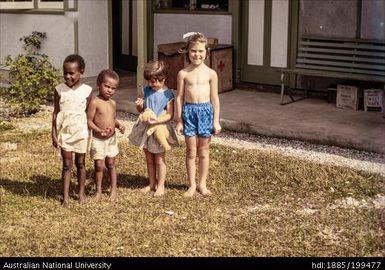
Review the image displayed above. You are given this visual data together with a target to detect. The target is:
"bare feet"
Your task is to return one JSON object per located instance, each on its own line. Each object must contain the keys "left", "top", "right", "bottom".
{"left": 109, "top": 189, "right": 118, "bottom": 201}
{"left": 183, "top": 186, "right": 196, "bottom": 198}
{"left": 140, "top": 185, "right": 156, "bottom": 194}
{"left": 78, "top": 195, "right": 86, "bottom": 205}
{"left": 94, "top": 192, "right": 102, "bottom": 202}
{"left": 62, "top": 199, "right": 69, "bottom": 208}
{"left": 153, "top": 187, "right": 165, "bottom": 197}
{"left": 140, "top": 186, "right": 151, "bottom": 194}
{"left": 198, "top": 186, "right": 212, "bottom": 196}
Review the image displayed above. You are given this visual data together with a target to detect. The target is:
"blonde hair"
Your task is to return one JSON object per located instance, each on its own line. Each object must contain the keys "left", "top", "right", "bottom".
{"left": 179, "top": 32, "right": 209, "bottom": 63}
{"left": 143, "top": 60, "right": 168, "bottom": 81}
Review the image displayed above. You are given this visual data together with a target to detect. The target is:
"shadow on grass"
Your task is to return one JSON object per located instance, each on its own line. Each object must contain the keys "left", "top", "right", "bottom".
{"left": 166, "top": 182, "right": 187, "bottom": 191}
{"left": 118, "top": 174, "right": 147, "bottom": 189}
{"left": 0, "top": 175, "right": 65, "bottom": 199}
{"left": 117, "top": 174, "right": 187, "bottom": 191}
{"left": 0, "top": 173, "right": 186, "bottom": 199}
{"left": 84, "top": 173, "right": 150, "bottom": 191}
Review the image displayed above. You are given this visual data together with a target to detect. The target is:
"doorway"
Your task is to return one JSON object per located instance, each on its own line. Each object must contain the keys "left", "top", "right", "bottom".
{"left": 240, "top": 0, "right": 298, "bottom": 86}
{"left": 112, "top": 0, "right": 138, "bottom": 72}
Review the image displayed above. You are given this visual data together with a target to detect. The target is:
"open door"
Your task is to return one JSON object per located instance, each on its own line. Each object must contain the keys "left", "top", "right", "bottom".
{"left": 112, "top": 0, "right": 137, "bottom": 71}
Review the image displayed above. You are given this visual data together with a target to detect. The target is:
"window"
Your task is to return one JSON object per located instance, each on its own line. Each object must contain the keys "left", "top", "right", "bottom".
{"left": 0, "top": 0, "right": 76, "bottom": 11}
{"left": 195, "top": 0, "right": 228, "bottom": 11}
{"left": 37, "top": 0, "right": 63, "bottom": 9}
{"left": 155, "top": 0, "right": 229, "bottom": 12}
{"left": 0, "top": 0, "right": 34, "bottom": 9}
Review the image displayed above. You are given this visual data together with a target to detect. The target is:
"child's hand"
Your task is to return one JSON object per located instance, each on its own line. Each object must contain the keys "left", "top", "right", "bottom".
{"left": 213, "top": 122, "right": 222, "bottom": 135}
{"left": 106, "top": 127, "right": 114, "bottom": 135}
{"left": 147, "top": 118, "right": 158, "bottom": 125}
{"left": 52, "top": 136, "right": 59, "bottom": 148}
{"left": 100, "top": 129, "right": 108, "bottom": 137}
{"left": 175, "top": 121, "right": 183, "bottom": 136}
{"left": 118, "top": 125, "right": 125, "bottom": 134}
{"left": 100, "top": 127, "right": 113, "bottom": 137}
{"left": 135, "top": 98, "right": 144, "bottom": 107}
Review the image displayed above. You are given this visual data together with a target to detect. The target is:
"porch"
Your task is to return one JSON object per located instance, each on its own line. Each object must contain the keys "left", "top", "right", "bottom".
{"left": 85, "top": 72, "right": 385, "bottom": 154}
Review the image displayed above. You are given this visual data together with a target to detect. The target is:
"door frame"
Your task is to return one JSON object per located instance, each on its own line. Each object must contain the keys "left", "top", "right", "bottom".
{"left": 112, "top": 0, "right": 137, "bottom": 71}
{"left": 240, "top": 0, "right": 299, "bottom": 86}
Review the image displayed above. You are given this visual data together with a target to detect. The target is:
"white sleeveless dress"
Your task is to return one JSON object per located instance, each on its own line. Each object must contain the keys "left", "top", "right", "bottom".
{"left": 55, "top": 83, "right": 92, "bottom": 153}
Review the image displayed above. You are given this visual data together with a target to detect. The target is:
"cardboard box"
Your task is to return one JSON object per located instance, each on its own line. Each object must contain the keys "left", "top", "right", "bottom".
{"left": 336, "top": 84, "right": 363, "bottom": 110}
{"left": 364, "top": 89, "right": 384, "bottom": 112}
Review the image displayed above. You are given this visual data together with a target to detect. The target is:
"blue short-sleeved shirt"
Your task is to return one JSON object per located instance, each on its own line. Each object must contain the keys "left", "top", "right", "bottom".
{"left": 144, "top": 86, "right": 174, "bottom": 117}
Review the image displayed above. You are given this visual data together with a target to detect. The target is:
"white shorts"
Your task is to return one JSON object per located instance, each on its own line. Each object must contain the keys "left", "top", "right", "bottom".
{"left": 90, "top": 134, "right": 119, "bottom": 160}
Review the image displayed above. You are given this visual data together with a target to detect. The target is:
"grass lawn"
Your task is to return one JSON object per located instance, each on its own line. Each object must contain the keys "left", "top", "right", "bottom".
{"left": 0, "top": 116, "right": 384, "bottom": 257}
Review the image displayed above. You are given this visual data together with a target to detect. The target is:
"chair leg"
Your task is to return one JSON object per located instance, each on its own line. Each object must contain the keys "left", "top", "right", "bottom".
{"left": 280, "top": 72, "right": 306, "bottom": 105}
{"left": 280, "top": 72, "right": 285, "bottom": 105}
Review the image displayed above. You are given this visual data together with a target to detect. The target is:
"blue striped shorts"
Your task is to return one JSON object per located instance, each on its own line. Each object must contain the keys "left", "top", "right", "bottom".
{"left": 182, "top": 102, "right": 213, "bottom": 137}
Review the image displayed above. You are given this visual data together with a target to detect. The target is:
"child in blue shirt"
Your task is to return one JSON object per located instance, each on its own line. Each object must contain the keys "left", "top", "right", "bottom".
{"left": 129, "top": 60, "right": 178, "bottom": 196}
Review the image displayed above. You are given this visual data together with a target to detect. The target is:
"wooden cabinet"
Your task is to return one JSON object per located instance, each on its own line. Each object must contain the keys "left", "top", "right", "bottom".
{"left": 158, "top": 42, "right": 233, "bottom": 93}
{"left": 208, "top": 44, "right": 233, "bottom": 93}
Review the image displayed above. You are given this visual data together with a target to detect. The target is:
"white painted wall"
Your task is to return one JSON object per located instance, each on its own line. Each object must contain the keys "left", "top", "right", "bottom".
{"left": 0, "top": 14, "right": 75, "bottom": 69}
{"left": 153, "top": 13, "right": 232, "bottom": 58}
{"left": 77, "top": 0, "right": 109, "bottom": 77}
{"left": 0, "top": 0, "right": 109, "bottom": 77}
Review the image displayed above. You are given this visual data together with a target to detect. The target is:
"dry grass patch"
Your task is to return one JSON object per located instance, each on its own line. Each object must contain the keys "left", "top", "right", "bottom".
{"left": 0, "top": 123, "right": 384, "bottom": 257}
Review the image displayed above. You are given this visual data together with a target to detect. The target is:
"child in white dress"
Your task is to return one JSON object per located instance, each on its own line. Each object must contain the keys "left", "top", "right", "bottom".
{"left": 52, "top": 54, "right": 93, "bottom": 207}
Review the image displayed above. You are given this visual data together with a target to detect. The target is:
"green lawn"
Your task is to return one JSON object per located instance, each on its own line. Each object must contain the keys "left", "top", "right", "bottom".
{"left": 0, "top": 123, "right": 384, "bottom": 256}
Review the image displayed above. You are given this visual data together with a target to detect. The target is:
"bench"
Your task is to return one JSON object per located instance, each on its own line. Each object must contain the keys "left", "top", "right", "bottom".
{"left": 278, "top": 36, "right": 385, "bottom": 105}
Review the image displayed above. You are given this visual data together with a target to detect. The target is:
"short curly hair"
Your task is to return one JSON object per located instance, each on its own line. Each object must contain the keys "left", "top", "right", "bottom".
{"left": 97, "top": 69, "right": 120, "bottom": 85}
{"left": 63, "top": 54, "right": 86, "bottom": 73}
{"left": 143, "top": 60, "right": 168, "bottom": 81}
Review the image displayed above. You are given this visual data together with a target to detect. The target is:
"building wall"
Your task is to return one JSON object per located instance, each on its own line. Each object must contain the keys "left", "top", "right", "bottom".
{"left": 298, "top": 0, "right": 358, "bottom": 39}
{"left": 297, "top": 0, "right": 359, "bottom": 90}
{"left": 0, "top": 0, "right": 109, "bottom": 77}
{"left": 361, "top": 0, "right": 385, "bottom": 40}
{"left": 153, "top": 13, "right": 232, "bottom": 58}
{"left": 77, "top": 0, "right": 109, "bottom": 77}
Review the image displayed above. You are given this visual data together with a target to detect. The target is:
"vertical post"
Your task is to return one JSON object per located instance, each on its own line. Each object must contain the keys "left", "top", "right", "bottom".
{"left": 74, "top": 20, "right": 79, "bottom": 54}
{"left": 137, "top": 0, "right": 148, "bottom": 96}
{"left": 280, "top": 72, "right": 285, "bottom": 105}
